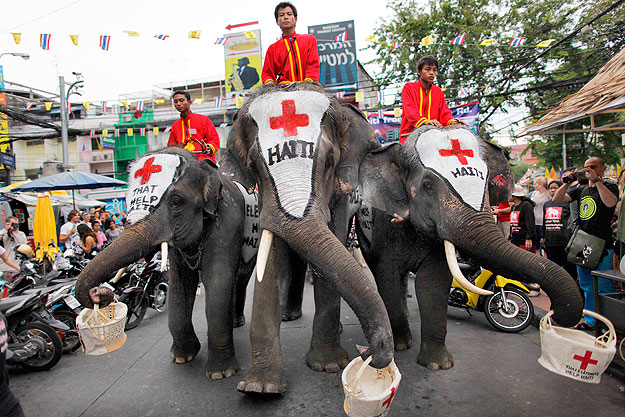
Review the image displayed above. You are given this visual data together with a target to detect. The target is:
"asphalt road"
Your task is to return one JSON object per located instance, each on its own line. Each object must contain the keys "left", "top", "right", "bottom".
{"left": 8, "top": 274, "right": 625, "bottom": 417}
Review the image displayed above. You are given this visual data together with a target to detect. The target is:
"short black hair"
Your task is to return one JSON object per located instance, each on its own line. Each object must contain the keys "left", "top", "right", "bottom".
{"left": 417, "top": 55, "right": 439, "bottom": 73}
{"left": 274, "top": 2, "right": 297, "bottom": 20}
{"left": 172, "top": 90, "right": 191, "bottom": 101}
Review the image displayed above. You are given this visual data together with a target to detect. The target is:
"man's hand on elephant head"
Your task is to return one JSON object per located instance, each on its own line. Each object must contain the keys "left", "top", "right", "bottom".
{"left": 391, "top": 213, "right": 407, "bottom": 224}
{"left": 89, "top": 286, "right": 115, "bottom": 307}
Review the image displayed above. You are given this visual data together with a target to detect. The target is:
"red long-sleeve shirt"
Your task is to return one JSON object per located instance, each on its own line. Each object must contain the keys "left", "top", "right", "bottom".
{"left": 167, "top": 112, "right": 220, "bottom": 163}
{"left": 399, "top": 81, "right": 456, "bottom": 144}
{"left": 261, "top": 32, "right": 320, "bottom": 85}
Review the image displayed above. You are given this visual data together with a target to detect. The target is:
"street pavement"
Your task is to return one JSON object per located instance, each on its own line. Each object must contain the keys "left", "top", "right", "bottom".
{"left": 8, "top": 273, "right": 625, "bottom": 417}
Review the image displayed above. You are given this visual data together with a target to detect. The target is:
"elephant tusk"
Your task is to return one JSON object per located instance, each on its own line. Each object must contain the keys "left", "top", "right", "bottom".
{"left": 111, "top": 267, "right": 126, "bottom": 284}
{"left": 256, "top": 230, "right": 273, "bottom": 283}
{"left": 444, "top": 240, "right": 493, "bottom": 296}
{"left": 160, "top": 241, "right": 169, "bottom": 272}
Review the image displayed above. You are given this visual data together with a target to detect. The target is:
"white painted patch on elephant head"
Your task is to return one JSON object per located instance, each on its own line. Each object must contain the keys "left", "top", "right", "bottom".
{"left": 249, "top": 91, "right": 330, "bottom": 219}
{"left": 126, "top": 154, "right": 183, "bottom": 224}
{"left": 416, "top": 128, "right": 488, "bottom": 211}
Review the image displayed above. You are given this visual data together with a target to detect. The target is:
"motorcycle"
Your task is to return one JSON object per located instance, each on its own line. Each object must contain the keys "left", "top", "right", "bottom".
{"left": 0, "top": 290, "right": 64, "bottom": 371}
{"left": 107, "top": 252, "right": 168, "bottom": 330}
{"left": 448, "top": 262, "right": 535, "bottom": 333}
{"left": 45, "top": 283, "right": 82, "bottom": 353}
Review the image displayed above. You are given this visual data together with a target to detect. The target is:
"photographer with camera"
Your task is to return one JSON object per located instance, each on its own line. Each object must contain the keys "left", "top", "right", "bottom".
{"left": 552, "top": 157, "right": 618, "bottom": 330}
{"left": 0, "top": 216, "right": 27, "bottom": 278}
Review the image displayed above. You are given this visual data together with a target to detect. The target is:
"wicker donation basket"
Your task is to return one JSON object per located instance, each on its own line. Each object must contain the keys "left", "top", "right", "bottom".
{"left": 76, "top": 301, "right": 127, "bottom": 355}
{"left": 538, "top": 309, "right": 616, "bottom": 384}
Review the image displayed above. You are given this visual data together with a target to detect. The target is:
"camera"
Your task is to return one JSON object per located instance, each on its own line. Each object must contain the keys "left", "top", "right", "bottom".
{"left": 563, "top": 169, "right": 587, "bottom": 184}
{"left": 10, "top": 222, "right": 19, "bottom": 229}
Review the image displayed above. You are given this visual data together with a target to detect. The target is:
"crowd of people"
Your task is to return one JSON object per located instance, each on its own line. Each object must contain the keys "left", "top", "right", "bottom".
{"left": 58, "top": 207, "right": 127, "bottom": 258}
{"left": 494, "top": 157, "right": 621, "bottom": 331}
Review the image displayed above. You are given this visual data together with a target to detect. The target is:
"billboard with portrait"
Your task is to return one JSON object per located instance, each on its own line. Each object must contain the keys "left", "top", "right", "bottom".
{"left": 224, "top": 30, "right": 262, "bottom": 93}
{"left": 308, "top": 20, "right": 358, "bottom": 91}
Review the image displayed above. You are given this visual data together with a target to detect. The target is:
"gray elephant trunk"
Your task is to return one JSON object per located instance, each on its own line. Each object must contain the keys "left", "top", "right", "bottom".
{"left": 278, "top": 218, "right": 394, "bottom": 368}
{"left": 75, "top": 209, "right": 168, "bottom": 308}
{"left": 444, "top": 209, "right": 583, "bottom": 327}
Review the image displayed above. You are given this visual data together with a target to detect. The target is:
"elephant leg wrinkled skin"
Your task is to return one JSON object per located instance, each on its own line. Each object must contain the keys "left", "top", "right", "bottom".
{"left": 414, "top": 251, "right": 454, "bottom": 370}
{"left": 282, "top": 249, "right": 306, "bottom": 322}
{"left": 233, "top": 262, "right": 254, "bottom": 328}
{"left": 306, "top": 269, "right": 348, "bottom": 373}
{"left": 168, "top": 255, "right": 201, "bottom": 364}
{"left": 237, "top": 236, "right": 288, "bottom": 394}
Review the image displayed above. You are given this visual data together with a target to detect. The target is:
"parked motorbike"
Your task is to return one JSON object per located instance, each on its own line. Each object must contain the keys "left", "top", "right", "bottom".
{"left": 45, "top": 283, "right": 82, "bottom": 353}
{"left": 448, "top": 262, "right": 534, "bottom": 333}
{"left": 107, "top": 252, "right": 168, "bottom": 330}
{"left": 0, "top": 290, "right": 64, "bottom": 371}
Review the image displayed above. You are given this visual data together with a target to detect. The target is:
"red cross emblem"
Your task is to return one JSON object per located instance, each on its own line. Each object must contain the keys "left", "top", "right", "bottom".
{"left": 382, "top": 387, "right": 396, "bottom": 409}
{"left": 438, "top": 139, "right": 474, "bottom": 165}
{"left": 573, "top": 350, "right": 598, "bottom": 370}
{"left": 270, "top": 100, "right": 309, "bottom": 137}
{"left": 134, "top": 157, "right": 162, "bottom": 184}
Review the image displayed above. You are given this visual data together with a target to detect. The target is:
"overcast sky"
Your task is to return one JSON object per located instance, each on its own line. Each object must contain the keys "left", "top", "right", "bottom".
{"left": 0, "top": 0, "right": 392, "bottom": 100}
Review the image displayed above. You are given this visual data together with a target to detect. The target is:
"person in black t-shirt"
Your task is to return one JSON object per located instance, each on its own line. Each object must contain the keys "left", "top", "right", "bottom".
{"left": 553, "top": 157, "right": 618, "bottom": 330}
{"left": 509, "top": 186, "right": 536, "bottom": 252}
{"left": 542, "top": 180, "right": 577, "bottom": 280}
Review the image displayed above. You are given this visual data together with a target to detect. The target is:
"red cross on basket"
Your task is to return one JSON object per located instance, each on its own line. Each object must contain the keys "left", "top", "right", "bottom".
{"left": 134, "top": 157, "right": 162, "bottom": 184}
{"left": 270, "top": 100, "right": 310, "bottom": 137}
{"left": 382, "top": 387, "right": 396, "bottom": 409}
{"left": 438, "top": 139, "right": 474, "bottom": 165}
{"left": 573, "top": 350, "right": 598, "bottom": 370}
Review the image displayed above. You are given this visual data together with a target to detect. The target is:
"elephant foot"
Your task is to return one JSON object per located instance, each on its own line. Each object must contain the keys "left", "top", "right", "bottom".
{"left": 394, "top": 334, "right": 412, "bottom": 351}
{"left": 233, "top": 315, "right": 246, "bottom": 328}
{"left": 237, "top": 367, "right": 286, "bottom": 395}
{"left": 306, "top": 343, "right": 349, "bottom": 373}
{"left": 417, "top": 344, "right": 454, "bottom": 370}
{"left": 170, "top": 337, "right": 201, "bottom": 364}
{"left": 205, "top": 354, "right": 240, "bottom": 380}
{"left": 281, "top": 309, "right": 302, "bottom": 322}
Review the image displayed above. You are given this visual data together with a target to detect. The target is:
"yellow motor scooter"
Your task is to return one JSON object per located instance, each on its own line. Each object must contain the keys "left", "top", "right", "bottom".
{"left": 448, "top": 264, "right": 534, "bottom": 333}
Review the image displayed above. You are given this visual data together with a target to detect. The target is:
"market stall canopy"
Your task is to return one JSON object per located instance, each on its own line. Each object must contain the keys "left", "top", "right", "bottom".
{"left": 1, "top": 191, "right": 106, "bottom": 207}
{"left": 11, "top": 171, "right": 126, "bottom": 192}
{"left": 518, "top": 47, "right": 625, "bottom": 137}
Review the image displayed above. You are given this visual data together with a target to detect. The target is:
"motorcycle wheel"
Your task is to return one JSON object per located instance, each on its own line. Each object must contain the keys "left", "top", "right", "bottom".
{"left": 152, "top": 282, "right": 168, "bottom": 312}
{"left": 484, "top": 287, "right": 534, "bottom": 333}
{"left": 13, "top": 322, "right": 63, "bottom": 371}
{"left": 120, "top": 294, "right": 148, "bottom": 330}
{"left": 51, "top": 311, "right": 82, "bottom": 353}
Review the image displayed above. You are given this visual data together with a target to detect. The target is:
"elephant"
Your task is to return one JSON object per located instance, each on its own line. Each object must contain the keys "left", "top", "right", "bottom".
{"left": 74, "top": 147, "right": 259, "bottom": 379}
{"left": 355, "top": 125, "right": 583, "bottom": 370}
{"left": 221, "top": 82, "right": 394, "bottom": 394}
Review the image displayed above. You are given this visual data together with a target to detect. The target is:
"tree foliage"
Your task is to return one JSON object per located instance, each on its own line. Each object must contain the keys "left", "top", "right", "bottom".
{"left": 370, "top": 0, "right": 625, "bottom": 156}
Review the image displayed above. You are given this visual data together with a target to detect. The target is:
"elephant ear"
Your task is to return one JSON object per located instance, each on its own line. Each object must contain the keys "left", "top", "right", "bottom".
{"left": 217, "top": 114, "right": 256, "bottom": 194}
{"left": 481, "top": 140, "right": 514, "bottom": 205}
{"left": 335, "top": 104, "right": 381, "bottom": 195}
{"left": 201, "top": 159, "right": 223, "bottom": 217}
{"left": 359, "top": 143, "right": 409, "bottom": 218}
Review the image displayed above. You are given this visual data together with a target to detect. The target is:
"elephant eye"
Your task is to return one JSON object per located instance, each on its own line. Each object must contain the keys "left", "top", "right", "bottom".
{"left": 170, "top": 195, "right": 184, "bottom": 208}
{"left": 423, "top": 181, "right": 433, "bottom": 192}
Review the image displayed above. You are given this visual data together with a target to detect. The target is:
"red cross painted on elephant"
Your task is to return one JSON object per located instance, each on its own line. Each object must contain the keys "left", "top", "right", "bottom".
{"left": 573, "top": 350, "right": 598, "bottom": 370}
{"left": 438, "top": 139, "right": 474, "bottom": 165}
{"left": 382, "top": 387, "right": 396, "bottom": 409}
{"left": 135, "top": 157, "right": 162, "bottom": 184}
{"left": 270, "top": 100, "right": 309, "bottom": 137}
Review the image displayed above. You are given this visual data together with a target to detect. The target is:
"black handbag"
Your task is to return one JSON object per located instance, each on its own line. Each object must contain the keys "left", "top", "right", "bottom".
{"left": 565, "top": 225, "right": 606, "bottom": 269}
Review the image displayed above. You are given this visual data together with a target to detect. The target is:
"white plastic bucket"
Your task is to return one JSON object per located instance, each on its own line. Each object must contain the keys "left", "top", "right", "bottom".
{"left": 538, "top": 309, "right": 616, "bottom": 383}
{"left": 342, "top": 356, "right": 401, "bottom": 417}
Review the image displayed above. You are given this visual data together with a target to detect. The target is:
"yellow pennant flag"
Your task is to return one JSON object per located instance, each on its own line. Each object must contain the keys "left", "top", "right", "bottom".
{"left": 153, "top": 127, "right": 159, "bottom": 136}
{"left": 194, "top": 98, "right": 204, "bottom": 104}
{"left": 235, "top": 96, "right": 244, "bottom": 109}
{"left": 188, "top": 30, "right": 201, "bottom": 39}
{"left": 243, "top": 31, "right": 257, "bottom": 39}
{"left": 480, "top": 39, "right": 495, "bottom": 46}
{"left": 11, "top": 33, "right": 21, "bottom": 45}
{"left": 544, "top": 168, "right": 550, "bottom": 178}
{"left": 102, "top": 129, "right": 109, "bottom": 137}
{"left": 355, "top": 91, "right": 364, "bottom": 102}
{"left": 44, "top": 102, "right": 53, "bottom": 111}
{"left": 120, "top": 101, "right": 130, "bottom": 110}
{"left": 82, "top": 102, "right": 90, "bottom": 112}
{"left": 69, "top": 34, "right": 79, "bottom": 46}
{"left": 536, "top": 39, "right": 556, "bottom": 48}
{"left": 421, "top": 34, "right": 434, "bottom": 46}
{"left": 124, "top": 30, "right": 140, "bottom": 37}
{"left": 617, "top": 163, "right": 621, "bottom": 178}
{"left": 394, "top": 107, "right": 401, "bottom": 118}
{"left": 364, "top": 34, "right": 376, "bottom": 43}
{"left": 153, "top": 99, "right": 165, "bottom": 104}
{"left": 127, "top": 128, "right": 134, "bottom": 136}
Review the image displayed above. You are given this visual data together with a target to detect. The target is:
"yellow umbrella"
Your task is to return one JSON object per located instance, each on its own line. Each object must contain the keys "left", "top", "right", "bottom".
{"left": 33, "top": 194, "right": 59, "bottom": 262}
